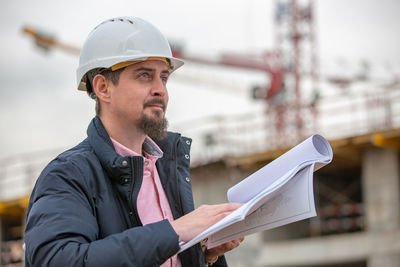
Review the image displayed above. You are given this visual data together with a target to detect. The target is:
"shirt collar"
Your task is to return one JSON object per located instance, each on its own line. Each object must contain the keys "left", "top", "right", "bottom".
{"left": 111, "top": 136, "right": 164, "bottom": 159}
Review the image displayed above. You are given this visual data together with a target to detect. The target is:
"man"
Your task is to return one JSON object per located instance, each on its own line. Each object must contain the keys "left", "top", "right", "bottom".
{"left": 24, "top": 16, "right": 243, "bottom": 266}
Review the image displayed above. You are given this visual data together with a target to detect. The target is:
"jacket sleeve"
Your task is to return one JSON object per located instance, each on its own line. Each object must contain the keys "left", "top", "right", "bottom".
{"left": 24, "top": 161, "right": 180, "bottom": 267}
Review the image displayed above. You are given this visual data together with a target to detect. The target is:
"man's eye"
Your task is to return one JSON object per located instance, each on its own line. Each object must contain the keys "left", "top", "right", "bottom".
{"left": 161, "top": 76, "right": 168, "bottom": 83}
{"left": 140, "top": 73, "right": 149, "bottom": 78}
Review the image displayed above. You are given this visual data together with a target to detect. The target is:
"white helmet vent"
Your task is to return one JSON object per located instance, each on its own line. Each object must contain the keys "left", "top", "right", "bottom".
{"left": 94, "top": 18, "right": 135, "bottom": 31}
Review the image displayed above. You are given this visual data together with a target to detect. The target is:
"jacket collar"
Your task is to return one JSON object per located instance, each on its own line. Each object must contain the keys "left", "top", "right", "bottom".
{"left": 155, "top": 132, "right": 181, "bottom": 160}
{"left": 87, "top": 117, "right": 132, "bottom": 181}
{"left": 87, "top": 116, "right": 182, "bottom": 181}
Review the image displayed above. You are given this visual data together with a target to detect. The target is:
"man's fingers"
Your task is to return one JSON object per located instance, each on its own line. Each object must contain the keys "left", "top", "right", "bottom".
{"left": 198, "top": 203, "right": 242, "bottom": 220}
{"left": 206, "top": 237, "right": 245, "bottom": 257}
{"left": 199, "top": 203, "right": 242, "bottom": 215}
{"left": 171, "top": 203, "right": 243, "bottom": 242}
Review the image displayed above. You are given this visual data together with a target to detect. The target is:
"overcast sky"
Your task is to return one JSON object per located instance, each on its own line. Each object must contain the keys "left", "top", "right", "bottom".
{"left": 0, "top": 0, "right": 399, "bottom": 159}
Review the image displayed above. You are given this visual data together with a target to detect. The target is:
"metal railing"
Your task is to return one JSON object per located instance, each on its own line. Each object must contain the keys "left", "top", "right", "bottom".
{"left": 175, "top": 87, "right": 400, "bottom": 165}
{"left": 0, "top": 149, "right": 63, "bottom": 202}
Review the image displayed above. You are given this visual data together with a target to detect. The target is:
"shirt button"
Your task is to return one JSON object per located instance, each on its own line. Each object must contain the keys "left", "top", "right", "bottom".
{"left": 144, "top": 161, "right": 149, "bottom": 166}
{"left": 185, "top": 154, "right": 190, "bottom": 160}
{"left": 186, "top": 140, "right": 191, "bottom": 145}
{"left": 185, "top": 177, "right": 190, "bottom": 182}
{"left": 122, "top": 160, "right": 128, "bottom": 166}
{"left": 129, "top": 211, "right": 133, "bottom": 216}
{"left": 124, "top": 178, "right": 129, "bottom": 183}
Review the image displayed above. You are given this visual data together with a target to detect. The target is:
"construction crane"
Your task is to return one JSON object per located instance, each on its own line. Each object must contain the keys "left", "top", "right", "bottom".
{"left": 22, "top": 0, "right": 319, "bottom": 146}
{"left": 21, "top": 25, "right": 284, "bottom": 100}
{"left": 22, "top": 26, "right": 80, "bottom": 55}
{"left": 172, "top": 0, "right": 319, "bottom": 143}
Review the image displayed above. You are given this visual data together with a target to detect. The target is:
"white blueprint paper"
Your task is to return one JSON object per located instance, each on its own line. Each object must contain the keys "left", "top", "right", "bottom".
{"left": 178, "top": 134, "right": 333, "bottom": 253}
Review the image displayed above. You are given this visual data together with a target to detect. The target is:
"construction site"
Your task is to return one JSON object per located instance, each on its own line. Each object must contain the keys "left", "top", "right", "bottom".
{"left": 1, "top": 0, "right": 399, "bottom": 266}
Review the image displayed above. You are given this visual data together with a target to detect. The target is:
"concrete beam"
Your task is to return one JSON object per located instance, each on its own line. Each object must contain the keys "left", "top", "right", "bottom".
{"left": 256, "top": 231, "right": 400, "bottom": 266}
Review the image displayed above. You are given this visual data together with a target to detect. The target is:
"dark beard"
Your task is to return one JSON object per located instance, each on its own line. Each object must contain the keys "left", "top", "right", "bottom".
{"left": 137, "top": 112, "right": 168, "bottom": 140}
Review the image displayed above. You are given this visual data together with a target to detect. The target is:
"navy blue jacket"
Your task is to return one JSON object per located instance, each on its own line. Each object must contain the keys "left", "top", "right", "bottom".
{"left": 24, "top": 117, "right": 228, "bottom": 267}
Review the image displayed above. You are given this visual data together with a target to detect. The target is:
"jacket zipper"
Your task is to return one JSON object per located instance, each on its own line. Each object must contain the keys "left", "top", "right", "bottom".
{"left": 129, "top": 156, "right": 143, "bottom": 226}
{"left": 173, "top": 137, "right": 184, "bottom": 217}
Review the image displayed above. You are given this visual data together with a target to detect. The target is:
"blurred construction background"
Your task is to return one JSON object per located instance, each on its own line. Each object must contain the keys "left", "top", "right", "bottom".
{"left": 1, "top": 0, "right": 399, "bottom": 266}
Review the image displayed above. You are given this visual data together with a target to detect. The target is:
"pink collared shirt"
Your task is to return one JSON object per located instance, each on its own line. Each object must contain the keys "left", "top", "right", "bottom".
{"left": 111, "top": 137, "right": 181, "bottom": 267}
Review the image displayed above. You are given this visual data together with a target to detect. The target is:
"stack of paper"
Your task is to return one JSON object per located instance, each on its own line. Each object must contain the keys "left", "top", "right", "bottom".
{"left": 179, "top": 134, "right": 333, "bottom": 252}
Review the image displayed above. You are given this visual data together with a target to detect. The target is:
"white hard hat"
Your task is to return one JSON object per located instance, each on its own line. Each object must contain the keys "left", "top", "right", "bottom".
{"left": 76, "top": 16, "right": 184, "bottom": 91}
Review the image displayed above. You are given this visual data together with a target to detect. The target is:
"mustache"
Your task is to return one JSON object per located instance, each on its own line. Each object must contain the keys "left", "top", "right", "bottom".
{"left": 143, "top": 98, "right": 167, "bottom": 111}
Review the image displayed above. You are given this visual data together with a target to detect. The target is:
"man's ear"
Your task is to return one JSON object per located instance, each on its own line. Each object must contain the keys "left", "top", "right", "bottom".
{"left": 92, "top": 74, "right": 111, "bottom": 103}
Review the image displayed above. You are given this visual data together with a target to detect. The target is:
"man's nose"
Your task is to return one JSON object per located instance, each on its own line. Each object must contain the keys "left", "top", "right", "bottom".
{"left": 150, "top": 78, "right": 167, "bottom": 97}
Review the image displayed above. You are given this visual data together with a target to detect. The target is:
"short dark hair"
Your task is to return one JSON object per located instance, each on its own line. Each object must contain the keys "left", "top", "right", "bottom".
{"left": 85, "top": 68, "right": 124, "bottom": 116}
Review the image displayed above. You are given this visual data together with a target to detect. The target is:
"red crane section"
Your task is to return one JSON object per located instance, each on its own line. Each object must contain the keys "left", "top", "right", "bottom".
{"left": 172, "top": 48, "right": 285, "bottom": 101}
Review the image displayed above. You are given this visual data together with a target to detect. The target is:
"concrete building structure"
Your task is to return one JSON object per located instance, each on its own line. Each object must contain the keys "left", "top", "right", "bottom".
{"left": 190, "top": 130, "right": 400, "bottom": 267}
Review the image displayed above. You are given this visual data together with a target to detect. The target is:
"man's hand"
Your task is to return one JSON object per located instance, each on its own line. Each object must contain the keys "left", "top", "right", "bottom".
{"left": 204, "top": 237, "right": 245, "bottom": 263}
{"left": 170, "top": 203, "right": 242, "bottom": 242}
